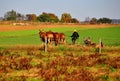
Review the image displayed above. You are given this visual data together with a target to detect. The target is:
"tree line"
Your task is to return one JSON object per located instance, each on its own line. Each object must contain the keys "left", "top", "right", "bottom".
{"left": 2, "top": 10, "right": 112, "bottom": 24}
{"left": 84, "top": 17, "right": 112, "bottom": 24}
{"left": 3, "top": 10, "right": 79, "bottom": 23}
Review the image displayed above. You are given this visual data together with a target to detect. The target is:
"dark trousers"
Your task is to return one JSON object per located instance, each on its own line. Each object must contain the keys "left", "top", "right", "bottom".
{"left": 72, "top": 38, "right": 76, "bottom": 45}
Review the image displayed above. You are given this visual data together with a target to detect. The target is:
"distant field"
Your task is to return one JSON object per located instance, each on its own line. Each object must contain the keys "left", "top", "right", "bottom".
{"left": 0, "top": 25, "right": 120, "bottom": 46}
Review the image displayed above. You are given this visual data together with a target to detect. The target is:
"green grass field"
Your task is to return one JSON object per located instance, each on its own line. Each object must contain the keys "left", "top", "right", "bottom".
{"left": 0, "top": 26, "right": 120, "bottom": 46}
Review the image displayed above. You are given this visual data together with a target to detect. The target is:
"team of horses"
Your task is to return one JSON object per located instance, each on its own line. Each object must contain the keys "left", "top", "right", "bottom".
{"left": 39, "top": 30, "right": 66, "bottom": 46}
{"left": 39, "top": 30, "right": 104, "bottom": 49}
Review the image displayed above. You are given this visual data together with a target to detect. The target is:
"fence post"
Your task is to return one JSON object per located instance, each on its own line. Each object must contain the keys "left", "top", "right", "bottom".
{"left": 99, "top": 38, "right": 101, "bottom": 54}
{"left": 44, "top": 37, "right": 47, "bottom": 52}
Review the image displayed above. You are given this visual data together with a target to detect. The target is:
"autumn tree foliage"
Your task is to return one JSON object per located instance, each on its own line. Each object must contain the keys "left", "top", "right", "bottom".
{"left": 26, "top": 14, "right": 37, "bottom": 21}
{"left": 61, "top": 13, "right": 80, "bottom": 23}
{"left": 2, "top": 10, "right": 113, "bottom": 24}
{"left": 61, "top": 13, "right": 72, "bottom": 23}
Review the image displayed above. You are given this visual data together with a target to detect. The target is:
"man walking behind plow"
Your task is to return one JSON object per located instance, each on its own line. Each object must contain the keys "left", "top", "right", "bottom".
{"left": 71, "top": 30, "right": 79, "bottom": 45}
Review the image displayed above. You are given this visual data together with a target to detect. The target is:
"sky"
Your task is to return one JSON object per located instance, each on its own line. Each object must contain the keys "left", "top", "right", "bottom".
{"left": 0, "top": 0, "right": 120, "bottom": 21}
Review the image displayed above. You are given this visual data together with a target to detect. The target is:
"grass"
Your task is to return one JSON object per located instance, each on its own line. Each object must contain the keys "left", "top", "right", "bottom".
{"left": 80, "top": 27, "right": 120, "bottom": 46}
{"left": 0, "top": 26, "right": 120, "bottom": 46}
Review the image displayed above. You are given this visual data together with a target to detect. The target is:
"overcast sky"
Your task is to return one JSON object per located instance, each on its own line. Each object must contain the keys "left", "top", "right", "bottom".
{"left": 0, "top": 0, "right": 120, "bottom": 21}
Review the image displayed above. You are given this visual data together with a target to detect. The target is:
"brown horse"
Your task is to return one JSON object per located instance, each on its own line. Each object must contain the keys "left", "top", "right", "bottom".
{"left": 46, "top": 30, "right": 54, "bottom": 44}
{"left": 53, "top": 32, "right": 60, "bottom": 46}
{"left": 59, "top": 33, "right": 66, "bottom": 44}
{"left": 53, "top": 32, "right": 66, "bottom": 45}
{"left": 39, "top": 30, "right": 54, "bottom": 44}
{"left": 39, "top": 30, "right": 46, "bottom": 42}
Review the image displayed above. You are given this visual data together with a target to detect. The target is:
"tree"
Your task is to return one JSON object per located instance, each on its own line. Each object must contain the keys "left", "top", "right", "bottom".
{"left": 98, "top": 17, "right": 112, "bottom": 24}
{"left": 37, "top": 12, "right": 49, "bottom": 22}
{"left": 90, "top": 17, "right": 97, "bottom": 24}
{"left": 71, "top": 18, "right": 80, "bottom": 23}
{"left": 61, "top": 13, "right": 72, "bottom": 23}
{"left": 26, "top": 14, "right": 37, "bottom": 21}
{"left": 4, "top": 10, "right": 24, "bottom": 21}
{"left": 4, "top": 10, "right": 17, "bottom": 20}
{"left": 37, "top": 12, "right": 59, "bottom": 22}
{"left": 48, "top": 13, "right": 59, "bottom": 22}
{"left": 16, "top": 13, "right": 24, "bottom": 20}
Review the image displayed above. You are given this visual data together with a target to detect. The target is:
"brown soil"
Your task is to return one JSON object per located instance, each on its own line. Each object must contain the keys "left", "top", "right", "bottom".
{"left": 0, "top": 24, "right": 119, "bottom": 32}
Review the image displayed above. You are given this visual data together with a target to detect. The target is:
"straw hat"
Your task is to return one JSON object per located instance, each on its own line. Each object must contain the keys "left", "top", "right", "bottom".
{"left": 74, "top": 29, "right": 77, "bottom": 32}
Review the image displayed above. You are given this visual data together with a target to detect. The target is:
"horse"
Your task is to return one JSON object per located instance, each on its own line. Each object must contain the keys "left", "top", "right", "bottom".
{"left": 39, "top": 30, "right": 54, "bottom": 44}
{"left": 46, "top": 30, "right": 54, "bottom": 44}
{"left": 59, "top": 33, "right": 66, "bottom": 44}
{"left": 39, "top": 30, "right": 46, "bottom": 42}
{"left": 53, "top": 32, "right": 60, "bottom": 46}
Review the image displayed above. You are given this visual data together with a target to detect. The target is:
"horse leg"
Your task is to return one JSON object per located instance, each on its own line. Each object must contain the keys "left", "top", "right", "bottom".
{"left": 47, "top": 38, "right": 50, "bottom": 44}
{"left": 55, "top": 39, "right": 59, "bottom": 46}
{"left": 63, "top": 39, "right": 66, "bottom": 44}
{"left": 55, "top": 40, "right": 57, "bottom": 46}
{"left": 60, "top": 38, "right": 63, "bottom": 44}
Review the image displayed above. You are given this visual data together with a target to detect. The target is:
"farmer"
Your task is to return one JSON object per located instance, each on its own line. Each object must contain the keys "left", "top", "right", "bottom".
{"left": 71, "top": 30, "right": 79, "bottom": 44}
